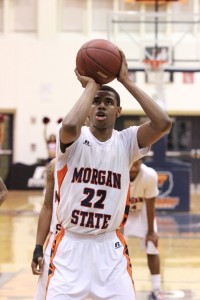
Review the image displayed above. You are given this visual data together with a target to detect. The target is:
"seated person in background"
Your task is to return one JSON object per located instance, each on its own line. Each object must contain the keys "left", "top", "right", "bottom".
{"left": 124, "top": 159, "right": 163, "bottom": 300}
{"left": 0, "top": 177, "right": 8, "bottom": 206}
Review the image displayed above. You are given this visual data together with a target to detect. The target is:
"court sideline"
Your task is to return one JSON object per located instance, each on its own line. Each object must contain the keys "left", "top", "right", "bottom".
{"left": 0, "top": 188, "right": 200, "bottom": 300}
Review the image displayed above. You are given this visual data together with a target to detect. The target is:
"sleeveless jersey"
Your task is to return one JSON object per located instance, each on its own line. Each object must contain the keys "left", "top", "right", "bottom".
{"left": 55, "top": 126, "right": 149, "bottom": 235}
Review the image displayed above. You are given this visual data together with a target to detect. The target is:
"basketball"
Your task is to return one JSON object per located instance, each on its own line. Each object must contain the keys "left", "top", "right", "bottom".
{"left": 76, "top": 39, "right": 122, "bottom": 85}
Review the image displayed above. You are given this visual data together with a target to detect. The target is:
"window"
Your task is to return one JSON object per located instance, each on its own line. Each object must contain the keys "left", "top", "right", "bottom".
{"left": 59, "top": 0, "right": 86, "bottom": 32}
{"left": 171, "top": 0, "right": 194, "bottom": 33}
{"left": 13, "top": 0, "right": 37, "bottom": 32}
{"left": 92, "top": 0, "right": 113, "bottom": 32}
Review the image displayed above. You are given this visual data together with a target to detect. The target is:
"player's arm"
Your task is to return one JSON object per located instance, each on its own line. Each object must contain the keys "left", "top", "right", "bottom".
{"left": 31, "top": 160, "right": 55, "bottom": 275}
{"left": 118, "top": 50, "right": 172, "bottom": 149}
{"left": 59, "top": 70, "right": 100, "bottom": 151}
{"left": 0, "top": 177, "right": 8, "bottom": 206}
{"left": 145, "top": 196, "right": 159, "bottom": 247}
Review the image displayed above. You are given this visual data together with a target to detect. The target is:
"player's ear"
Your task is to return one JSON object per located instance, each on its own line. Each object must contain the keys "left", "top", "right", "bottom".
{"left": 116, "top": 106, "right": 122, "bottom": 118}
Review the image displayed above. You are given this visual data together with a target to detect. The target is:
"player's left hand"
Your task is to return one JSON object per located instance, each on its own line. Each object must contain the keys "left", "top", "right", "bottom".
{"left": 117, "top": 50, "right": 129, "bottom": 84}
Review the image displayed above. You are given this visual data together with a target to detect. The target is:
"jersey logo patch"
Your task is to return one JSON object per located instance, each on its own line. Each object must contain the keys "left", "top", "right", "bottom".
{"left": 115, "top": 241, "right": 122, "bottom": 249}
{"left": 83, "top": 140, "right": 91, "bottom": 146}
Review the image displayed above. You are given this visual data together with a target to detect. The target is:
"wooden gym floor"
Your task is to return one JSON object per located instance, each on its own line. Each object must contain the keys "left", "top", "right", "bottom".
{"left": 0, "top": 189, "right": 200, "bottom": 300}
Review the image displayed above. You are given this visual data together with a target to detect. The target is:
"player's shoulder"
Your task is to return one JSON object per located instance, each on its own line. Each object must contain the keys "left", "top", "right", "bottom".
{"left": 81, "top": 125, "right": 93, "bottom": 140}
{"left": 141, "top": 163, "right": 158, "bottom": 178}
{"left": 46, "top": 158, "right": 56, "bottom": 171}
{"left": 117, "top": 126, "right": 138, "bottom": 135}
{"left": 115, "top": 126, "right": 139, "bottom": 141}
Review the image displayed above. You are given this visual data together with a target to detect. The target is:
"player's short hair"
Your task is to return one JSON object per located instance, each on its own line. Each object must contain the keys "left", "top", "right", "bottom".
{"left": 99, "top": 85, "right": 121, "bottom": 107}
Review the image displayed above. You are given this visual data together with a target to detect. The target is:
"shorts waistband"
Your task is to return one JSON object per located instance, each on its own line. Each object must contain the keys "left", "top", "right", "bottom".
{"left": 65, "top": 230, "right": 117, "bottom": 242}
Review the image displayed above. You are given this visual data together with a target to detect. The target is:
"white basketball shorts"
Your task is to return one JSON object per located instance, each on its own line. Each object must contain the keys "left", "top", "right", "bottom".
{"left": 34, "top": 233, "right": 54, "bottom": 300}
{"left": 46, "top": 228, "right": 136, "bottom": 300}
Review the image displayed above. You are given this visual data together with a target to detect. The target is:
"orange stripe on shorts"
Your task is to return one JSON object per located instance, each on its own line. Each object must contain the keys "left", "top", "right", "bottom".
{"left": 116, "top": 229, "right": 135, "bottom": 291}
{"left": 45, "top": 226, "right": 65, "bottom": 298}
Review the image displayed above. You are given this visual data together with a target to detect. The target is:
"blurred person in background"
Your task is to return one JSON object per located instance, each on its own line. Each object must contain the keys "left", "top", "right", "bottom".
{"left": 124, "top": 159, "right": 163, "bottom": 300}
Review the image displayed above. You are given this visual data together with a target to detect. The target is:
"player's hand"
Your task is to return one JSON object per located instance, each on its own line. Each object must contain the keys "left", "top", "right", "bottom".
{"left": 74, "top": 68, "right": 100, "bottom": 88}
{"left": 31, "top": 256, "right": 43, "bottom": 275}
{"left": 31, "top": 244, "right": 44, "bottom": 275}
{"left": 146, "top": 232, "right": 159, "bottom": 248}
{"left": 117, "top": 50, "right": 130, "bottom": 84}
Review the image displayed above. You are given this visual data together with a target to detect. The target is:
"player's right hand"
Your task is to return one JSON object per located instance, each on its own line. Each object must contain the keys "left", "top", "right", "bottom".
{"left": 31, "top": 256, "right": 43, "bottom": 275}
{"left": 31, "top": 244, "right": 44, "bottom": 275}
{"left": 74, "top": 68, "right": 100, "bottom": 88}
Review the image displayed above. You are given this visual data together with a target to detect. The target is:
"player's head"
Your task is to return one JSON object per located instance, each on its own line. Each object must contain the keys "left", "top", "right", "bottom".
{"left": 89, "top": 85, "right": 122, "bottom": 130}
{"left": 100, "top": 85, "right": 121, "bottom": 107}
{"left": 129, "top": 159, "right": 142, "bottom": 181}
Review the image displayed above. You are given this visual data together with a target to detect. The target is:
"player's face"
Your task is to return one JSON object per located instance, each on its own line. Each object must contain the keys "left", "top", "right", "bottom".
{"left": 129, "top": 160, "right": 142, "bottom": 181}
{"left": 89, "top": 90, "right": 121, "bottom": 129}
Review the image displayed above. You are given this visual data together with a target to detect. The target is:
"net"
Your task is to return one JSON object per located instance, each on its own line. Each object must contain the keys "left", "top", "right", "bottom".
{"left": 143, "top": 59, "right": 168, "bottom": 84}
{"left": 143, "top": 59, "right": 168, "bottom": 109}
{"left": 143, "top": 59, "right": 167, "bottom": 72}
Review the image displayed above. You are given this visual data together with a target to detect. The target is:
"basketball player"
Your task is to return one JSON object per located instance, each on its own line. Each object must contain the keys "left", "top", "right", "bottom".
{"left": 32, "top": 117, "right": 91, "bottom": 300}
{"left": 43, "top": 49, "right": 171, "bottom": 300}
{"left": 124, "top": 159, "right": 163, "bottom": 300}
{"left": 0, "top": 177, "right": 8, "bottom": 206}
{"left": 31, "top": 158, "right": 60, "bottom": 300}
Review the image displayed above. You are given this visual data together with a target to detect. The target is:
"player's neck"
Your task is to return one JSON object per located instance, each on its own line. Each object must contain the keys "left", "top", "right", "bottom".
{"left": 89, "top": 125, "right": 113, "bottom": 142}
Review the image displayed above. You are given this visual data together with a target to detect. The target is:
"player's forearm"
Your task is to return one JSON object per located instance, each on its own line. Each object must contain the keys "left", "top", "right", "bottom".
{"left": 60, "top": 81, "right": 98, "bottom": 145}
{"left": 147, "top": 217, "right": 154, "bottom": 234}
{"left": 36, "top": 207, "right": 52, "bottom": 246}
{"left": 146, "top": 198, "right": 156, "bottom": 233}
{"left": 122, "top": 78, "right": 171, "bottom": 134}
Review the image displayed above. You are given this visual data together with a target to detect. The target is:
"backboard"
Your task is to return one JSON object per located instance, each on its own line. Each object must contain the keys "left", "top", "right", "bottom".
{"left": 107, "top": 1, "right": 200, "bottom": 76}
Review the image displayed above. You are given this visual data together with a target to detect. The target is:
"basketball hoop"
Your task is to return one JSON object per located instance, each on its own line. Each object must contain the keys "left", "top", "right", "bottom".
{"left": 143, "top": 59, "right": 167, "bottom": 71}
{"left": 143, "top": 59, "right": 167, "bottom": 110}
{"left": 143, "top": 59, "right": 167, "bottom": 84}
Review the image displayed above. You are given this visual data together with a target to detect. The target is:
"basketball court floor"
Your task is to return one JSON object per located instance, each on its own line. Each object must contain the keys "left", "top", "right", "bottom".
{"left": 0, "top": 188, "right": 200, "bottom": 300}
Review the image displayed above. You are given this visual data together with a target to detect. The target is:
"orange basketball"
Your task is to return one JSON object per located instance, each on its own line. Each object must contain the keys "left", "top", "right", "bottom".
{"left": 76, "top": 39, "right": 122, "bottom": 85}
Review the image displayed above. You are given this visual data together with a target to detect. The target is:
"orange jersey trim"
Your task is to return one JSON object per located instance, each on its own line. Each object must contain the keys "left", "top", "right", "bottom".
{"left": 45, "top": 227, "right": 65, "bottom": 298}
{"left": 119, "top": 184, "right": 130, "bottom": 228}
{"left": 56, "top": 165, "right": 68, "bottom": 223}
{"left": 57, "top": 165, "right": 68, "bottom": 198}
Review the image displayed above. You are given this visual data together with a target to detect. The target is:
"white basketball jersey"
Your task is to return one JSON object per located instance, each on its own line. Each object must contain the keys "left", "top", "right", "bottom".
{"left": 124, "top": 163, "right": 159, "bottom": 238}
{"left": 55, "top": 126, "right": 149, "bottom": 235}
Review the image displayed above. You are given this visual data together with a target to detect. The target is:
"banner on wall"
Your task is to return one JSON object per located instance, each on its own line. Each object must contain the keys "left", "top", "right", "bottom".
{"left": 147, "top": 160, "right": 191, "bottom": 212}
{"left": 183, "top": 72, "right": 194, "bottom": 84}
{"left": 156, "top": 171, "right": 180, "bottom": 210}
